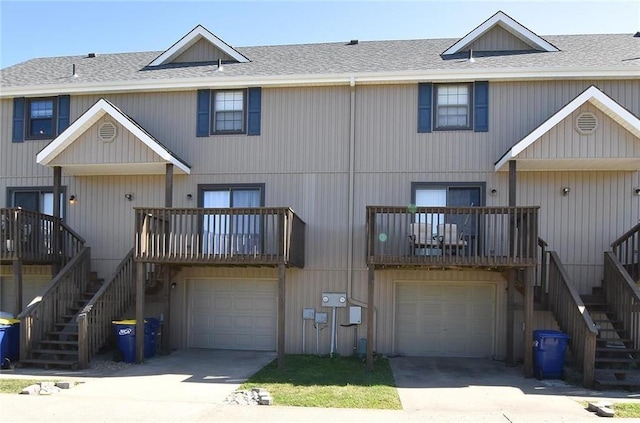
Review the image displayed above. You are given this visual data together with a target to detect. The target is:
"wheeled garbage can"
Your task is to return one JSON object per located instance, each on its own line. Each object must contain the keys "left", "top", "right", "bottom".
{"left": 533, "top": 330, "right": 570, "bottom": 379}
{"left": 0, "top": 318, "right": 20, "bottom": 369}
{"left": 112, "top": 319, "right": 151, "bottom": 363}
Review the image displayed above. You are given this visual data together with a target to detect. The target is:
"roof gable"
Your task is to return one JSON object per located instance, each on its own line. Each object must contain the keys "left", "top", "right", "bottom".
{"left": 36, "top": 98, "right": 191, "bottom": 175}
{"left": 148, "top": 24, "right": 249, "bottom": 66}
{"left": 495, "top": 86, "right": 640, "bottom": 171}
{"left": 443, "top": 11, "right": 559, "bottom": 55}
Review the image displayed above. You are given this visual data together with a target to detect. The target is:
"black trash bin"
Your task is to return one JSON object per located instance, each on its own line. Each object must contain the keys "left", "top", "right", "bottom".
{"left": 533, "top": 330, "right": 570, "bottom": 379}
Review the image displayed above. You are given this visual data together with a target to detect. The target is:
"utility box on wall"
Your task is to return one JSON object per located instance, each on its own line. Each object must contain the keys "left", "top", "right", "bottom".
{"left": 321, "top": 292, "right": 347, "bottom": 307}
{"left": 349, "top": 306, "right": 362, "bottom": 324}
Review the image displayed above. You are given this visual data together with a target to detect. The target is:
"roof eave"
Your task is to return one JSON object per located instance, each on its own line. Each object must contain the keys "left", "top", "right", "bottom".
{"left": 2, "top": 67, "right": 639, "bottom": 98}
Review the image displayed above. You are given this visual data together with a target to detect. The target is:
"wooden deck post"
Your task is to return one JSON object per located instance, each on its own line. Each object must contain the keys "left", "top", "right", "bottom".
{"left": 13, "top": 259, "right": 22, "bottom": 316}
{"left": 523, "top": 267, "right": 534, "bottom": 378}
{"left": 366, "top": 266, "right": 375, "bottom": 372}
{"left": 52, "top": 166, "right": 62, "bottom": 276}
{"left": 506, "top": 160, "right": 517, "bottom": 366}
{"left": 165, "top": 164, "right": 173, "bottom": 208}
{"left": 136, "top": 261, "right": 145, "bottom": 363}
{"left": 277, "top": 263, "right": 286, "bottom": 369}
{"left": 163, "top": 163, "right": 173, "bottom": 354}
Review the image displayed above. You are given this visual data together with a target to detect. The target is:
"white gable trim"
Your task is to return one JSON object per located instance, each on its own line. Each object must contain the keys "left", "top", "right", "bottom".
{"left": 148, "top": 24, "right": 249, "bottom": 66}
{"left": 36, "top": 98, "right": 191, "bottom": 174}
{"left": 494, "top": 85, "right": 640, "bottom": 171}
{"left": 443, "top": 11, "right": 559, "bottom": 55}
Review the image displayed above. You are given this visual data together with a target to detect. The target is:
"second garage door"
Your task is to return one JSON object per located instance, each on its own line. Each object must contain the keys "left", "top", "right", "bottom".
{"left": 395, "top": 282, "right": 496, "bottom": 357}
{"left": 188, "top": 279, "right": 277, "bottom": 351}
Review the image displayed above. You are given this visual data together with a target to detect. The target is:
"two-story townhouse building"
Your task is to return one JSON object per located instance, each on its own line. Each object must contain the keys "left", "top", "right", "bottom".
{"left": 1, "top": 11, "right": 639, "bottom": 386}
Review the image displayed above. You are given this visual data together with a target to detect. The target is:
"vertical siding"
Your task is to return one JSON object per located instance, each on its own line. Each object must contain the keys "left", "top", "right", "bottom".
{"left": 467, "top": 25, "right": 533, "bottom": 51}
{"left": 172, "top": 38, "right": 234, "bottom": 63}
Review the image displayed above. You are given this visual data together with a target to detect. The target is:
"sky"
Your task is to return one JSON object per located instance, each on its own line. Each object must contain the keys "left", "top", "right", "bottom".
{"left": 1, "top": 0, "right": 639, "bottom": 68}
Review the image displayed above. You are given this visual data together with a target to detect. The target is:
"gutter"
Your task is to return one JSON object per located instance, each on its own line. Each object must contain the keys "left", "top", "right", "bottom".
{"left": 2, "top": 67, "right": 638, "bottom": 98}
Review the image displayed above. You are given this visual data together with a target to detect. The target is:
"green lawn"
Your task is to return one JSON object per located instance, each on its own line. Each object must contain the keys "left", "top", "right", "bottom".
{"left": 240, "top": 355, "right": 402, "bottom": 409}
{"left": 614, "top": 403, "right": 640, "bottom": 418}
{"left": 0, "top": 378, "right": 58, "bottom": 394}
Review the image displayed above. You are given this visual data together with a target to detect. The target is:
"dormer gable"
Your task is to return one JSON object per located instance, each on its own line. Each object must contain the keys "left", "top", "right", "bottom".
{"left": 442, "top": 11, "right": 559, "bottom": 55}
{"left": 148, "top": 24, "right": 249, "bottom": 66}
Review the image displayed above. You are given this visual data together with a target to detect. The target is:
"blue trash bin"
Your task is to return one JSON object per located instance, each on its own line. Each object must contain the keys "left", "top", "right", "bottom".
{"left": 0, "top": 318, "right": 20, "bottom": 369}
{"left": 113, "top": 320, "right": 151, "bottom": 363}
{"left": 145, "top": 318, "right": 160, "bottom": 358}
{"left": 533, "top": 330, "right": 570, "bottom": 379}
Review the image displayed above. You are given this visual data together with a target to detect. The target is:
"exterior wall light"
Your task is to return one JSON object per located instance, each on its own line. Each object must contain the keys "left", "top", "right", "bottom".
{"left": 69, "top": 195, "right": 76, "bottom": 204}
{"left": 490, "top": 189, "right": 498, "bottom": 196}
{"left": 635, "top": 188, "right": 640, "bottom": 195}
{"left": 561, "top": 187, "right": 570, "bottom": 196}
{"left": 124, "top": 193, "right": 133, "bottom": 201}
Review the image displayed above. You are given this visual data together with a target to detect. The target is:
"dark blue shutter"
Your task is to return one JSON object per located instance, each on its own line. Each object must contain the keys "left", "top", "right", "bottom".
{"left": 247, "top": 87, "right": 261, "bottom": 136}
{"left": 12, "top": 97, "right": 25, "bottom": 143}
{"left": 57, "top": 95, "right": 70, "bottom": 134}
{"left": 474, "top": 81, "right": 489, "bottom": 132}
{"left": 196, "top": 89, "right": 210, "bottom": 137}
{"left": 417, "top": 83, "right": 432, "bottom": 133}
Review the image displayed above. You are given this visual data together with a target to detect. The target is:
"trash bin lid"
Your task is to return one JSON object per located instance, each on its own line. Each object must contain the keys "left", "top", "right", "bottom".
{"left": 112, "top": 319, "right": 146, "bottom": 324}
{"left": 0, "top": 318, "right": 19, "bottom": 325}
{"left": 534, "top": 329, "right": 570, "bottom": 339}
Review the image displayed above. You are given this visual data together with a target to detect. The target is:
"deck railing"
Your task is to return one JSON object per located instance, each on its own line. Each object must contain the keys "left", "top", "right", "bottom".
{"left": 366, "top": 206, "right": 539, "bottom": 267}
{"left": 18, "top": 247, "right": 91, "bottom": 362}
{"left": 0, "top": 208, "right": 84, "bottom": 264}
{"left": 611, "top": 222, "right": 640, "bottom": 282}
{"left": 77, "top": 249, "right": 137, "bottom": 369}
{"left": 134, "top": 207, "right": 305, "bottom": 268}
{"left": 603, "top": 252, "right": 640, "bottom": 351}
{"left": 547, "top": 251, "right": 598, "bottom": 388}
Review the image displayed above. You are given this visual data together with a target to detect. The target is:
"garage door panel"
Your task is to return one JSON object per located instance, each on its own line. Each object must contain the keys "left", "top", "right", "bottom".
{"left": 396, "top": 282, "right": 495, "bottom": 357}
{"left": 188, "top": 279, "right": 277, "bottom": 351}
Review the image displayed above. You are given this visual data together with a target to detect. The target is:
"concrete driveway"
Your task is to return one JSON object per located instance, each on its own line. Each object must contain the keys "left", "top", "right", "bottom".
{"left": 1, "top": 351, "right": 639, "bottom": 422}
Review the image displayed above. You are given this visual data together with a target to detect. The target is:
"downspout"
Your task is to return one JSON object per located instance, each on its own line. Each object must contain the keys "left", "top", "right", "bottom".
{"left": 346, "top": 76, "right": 377, "bottom": 351}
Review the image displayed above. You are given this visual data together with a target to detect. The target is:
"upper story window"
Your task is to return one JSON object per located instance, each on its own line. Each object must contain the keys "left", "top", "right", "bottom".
{"left": 213, "top": 90, "right": 245, "bottom": 133}
{"left": 27, "top": 98, "right": 56, "bottom": 139}
{"left": 434, "top": 84, "right": 472, "bottom": 130}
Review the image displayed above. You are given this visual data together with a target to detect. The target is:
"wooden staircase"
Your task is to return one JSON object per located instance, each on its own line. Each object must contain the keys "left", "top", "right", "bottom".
{"left": 581, "top": 287, "right": 640, "bottom": 388}
{"left": 20, "top": 271, "right": 104, "bottom": 369}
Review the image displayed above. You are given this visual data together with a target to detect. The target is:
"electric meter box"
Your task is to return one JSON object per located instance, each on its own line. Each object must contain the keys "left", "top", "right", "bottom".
{"left": 315, "top": 312, "right": 328, "bottom": 324}
{"left": 349, "top": 306, "right": 362, "bottom": 324}
{"left": 321, "top": 292, "right": 347, "bottom": 307}
{"left": 302, "top": 308, "right": 315, "bottom": 320}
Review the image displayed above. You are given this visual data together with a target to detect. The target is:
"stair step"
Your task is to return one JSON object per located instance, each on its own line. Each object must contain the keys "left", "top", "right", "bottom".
{"left": 37, "top": 340, "right": 78, "bottom": 346}
{"left": 596, "top": 347, "right": 640, "bottom": 353}
{"left": 32, "top": 349, "right": 78, "bottom": 356}
{"left": 19, "top": 358, "right": 78, "bottom": 369}
{"left": 46, "top": 331, "right": 79, "bottom": 338}
{"left": 594, "top": 369, "right": 640, "bottom": 388}
{"left": 595, "top": 357, "right": 640, "bottom": 364}
{"left": 60, "top": 314, "right": 79, "bottom": 320}
{"left": 54, "top": 322, "right": 78, "bottom": 328}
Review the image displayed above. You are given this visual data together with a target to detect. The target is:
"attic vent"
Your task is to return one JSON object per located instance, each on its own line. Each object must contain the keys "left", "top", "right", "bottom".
{"left": 98, "top": 122, "right": 117, "bottom": 142}
{"left": 575, "top": 112, "right": 598, "bottom": 135}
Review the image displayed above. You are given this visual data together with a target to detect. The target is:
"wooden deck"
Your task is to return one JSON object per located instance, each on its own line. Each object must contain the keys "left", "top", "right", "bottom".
{"left": 366, "top": 206, "right": 539, "bottom": 268}
{"left": 134, "top": 207, "right": 305, "bottom": 268}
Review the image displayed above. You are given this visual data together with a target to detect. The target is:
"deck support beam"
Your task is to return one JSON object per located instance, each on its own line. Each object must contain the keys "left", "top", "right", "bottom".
{"left": 162, "top": 163, "right": 174, "bottom": 354}
{"left": 523, "top": 267, "right": 534, "bottom": 378}
{"left": 52, "top": 166, "right": 62, "bottom": 276}
{"left": 506, "top": 160, "right": 517, "bottom": 366}
{"left": 366, "top": 266, "right": 375, "bottom": 372}
{"left": 13, "top": 259, "right": 23, "bottom": 316}
{"left": 277, "top": 263, "right": 286, "bottom": 369}
{"left": 135, "top": 261, "right": 145, "bottom": 363}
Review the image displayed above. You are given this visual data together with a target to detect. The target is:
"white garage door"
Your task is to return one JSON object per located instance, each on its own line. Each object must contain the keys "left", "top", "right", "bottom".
{"left": 188, "top": 279, "right": 277, "bottom": 351}
{"left": 395, "top": 282, "right": 495, "bottom": 357}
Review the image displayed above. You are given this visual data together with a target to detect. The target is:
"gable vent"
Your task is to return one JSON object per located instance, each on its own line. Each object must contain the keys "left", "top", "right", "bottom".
{"left": 98, "top": 121, "right": 117, "bottom": 142}
{"left": 575, "top": 112, "right": 597, "bottom": 135}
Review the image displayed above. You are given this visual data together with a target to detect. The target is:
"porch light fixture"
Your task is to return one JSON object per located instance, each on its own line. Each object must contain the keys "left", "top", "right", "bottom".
{"left": 561, "top": 187, "right": 570, "bottom": 196}
{"left": 635, "top": 188, "right": 640, "bottom": 195}
{"left": 69, "top": 195, "right": 76, "bottom": 204}
{"left": 124, "top": 193, "right": 133, "bottom": 201}
{"left": 186, "top": 194, "right": 193, "bottom": 200}
{"left": 490, "top": 188, "right": 498, "bottom": 196}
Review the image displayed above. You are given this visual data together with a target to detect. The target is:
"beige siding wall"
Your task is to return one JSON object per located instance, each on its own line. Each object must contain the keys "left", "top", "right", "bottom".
{"left": 467, "top": 25, "right": 533, "bottom": 51}
{"left": 0, "top": 266, "right": 52, "bottom": 315}
{"left": 51, "top": 115, "right": 164, "bottom": 166}
{"left": 1, "top": 79, "right": 639, "bottom": 353}
{"left": 172, "top": 38, "right": 235, "bottom": 63}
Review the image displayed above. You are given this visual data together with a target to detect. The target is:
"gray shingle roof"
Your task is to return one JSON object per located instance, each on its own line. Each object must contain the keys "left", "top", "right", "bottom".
{"left": 2, "top": 34, "right": 638, "bottom": 90}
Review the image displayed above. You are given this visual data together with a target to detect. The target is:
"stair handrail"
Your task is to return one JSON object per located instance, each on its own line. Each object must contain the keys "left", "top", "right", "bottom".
{"left": 17, "top": 247, "right": 91, "bottom": 363}
{"left": 611, "top": 222, "right": 640, "bottom": 282}
{"left": 76, "top": 248, "right": 136, "bottom": 369}
{"left": 603, "top": 252, "right": 640, "bottom": 351}
{"left": 547, "top": 251, "right": 598, "bottom": 388}
{"left": 537, "top": 237, "right": 549, "bottom": 308}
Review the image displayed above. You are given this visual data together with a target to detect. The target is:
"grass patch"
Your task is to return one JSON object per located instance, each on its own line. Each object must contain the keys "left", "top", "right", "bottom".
{"left": 614, "top": 403, "right": 640, "bottom": 418}
{"left": 0, "top": 378, "right": 52, "bottom": 394}
{"left": 240, "top": 355, "right": 401, "bottom": 409}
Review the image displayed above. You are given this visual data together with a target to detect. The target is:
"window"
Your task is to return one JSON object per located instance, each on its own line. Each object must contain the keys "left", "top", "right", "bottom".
{"left": 199, "top": 184, "right": 264, "bottom": 255}
{"left": 212, "top": 90, "right": 245, "bottom": 134}
{"left": 7, "top": 187, "right": 65, "bottom": 217}
{"left": 434, "top": 84, "right": 472, "bottom": 130}
{"left": 27, "top": 98, "right": 56, "bottom": 138}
